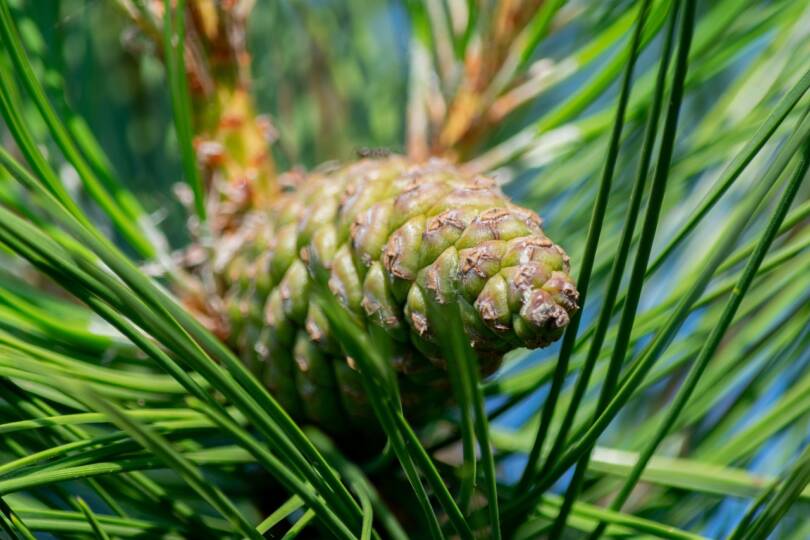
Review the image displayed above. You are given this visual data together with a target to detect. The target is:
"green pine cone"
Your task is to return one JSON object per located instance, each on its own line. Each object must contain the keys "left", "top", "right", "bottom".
{"left": 206, "top": 156, "right": 579, "bottom": 431}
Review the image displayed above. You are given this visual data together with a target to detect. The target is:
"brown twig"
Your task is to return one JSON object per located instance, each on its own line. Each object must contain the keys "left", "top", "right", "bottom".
{"left": 432, "top": 0, "right": 549, "bottom": 161}
{"left": 117, "top": 0, "right": 278, "bottom": 221}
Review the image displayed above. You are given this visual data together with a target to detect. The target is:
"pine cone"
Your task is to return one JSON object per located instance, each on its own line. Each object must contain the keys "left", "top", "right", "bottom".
{"left": 194, "top": 156, "right": 579, "bottom": 431}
